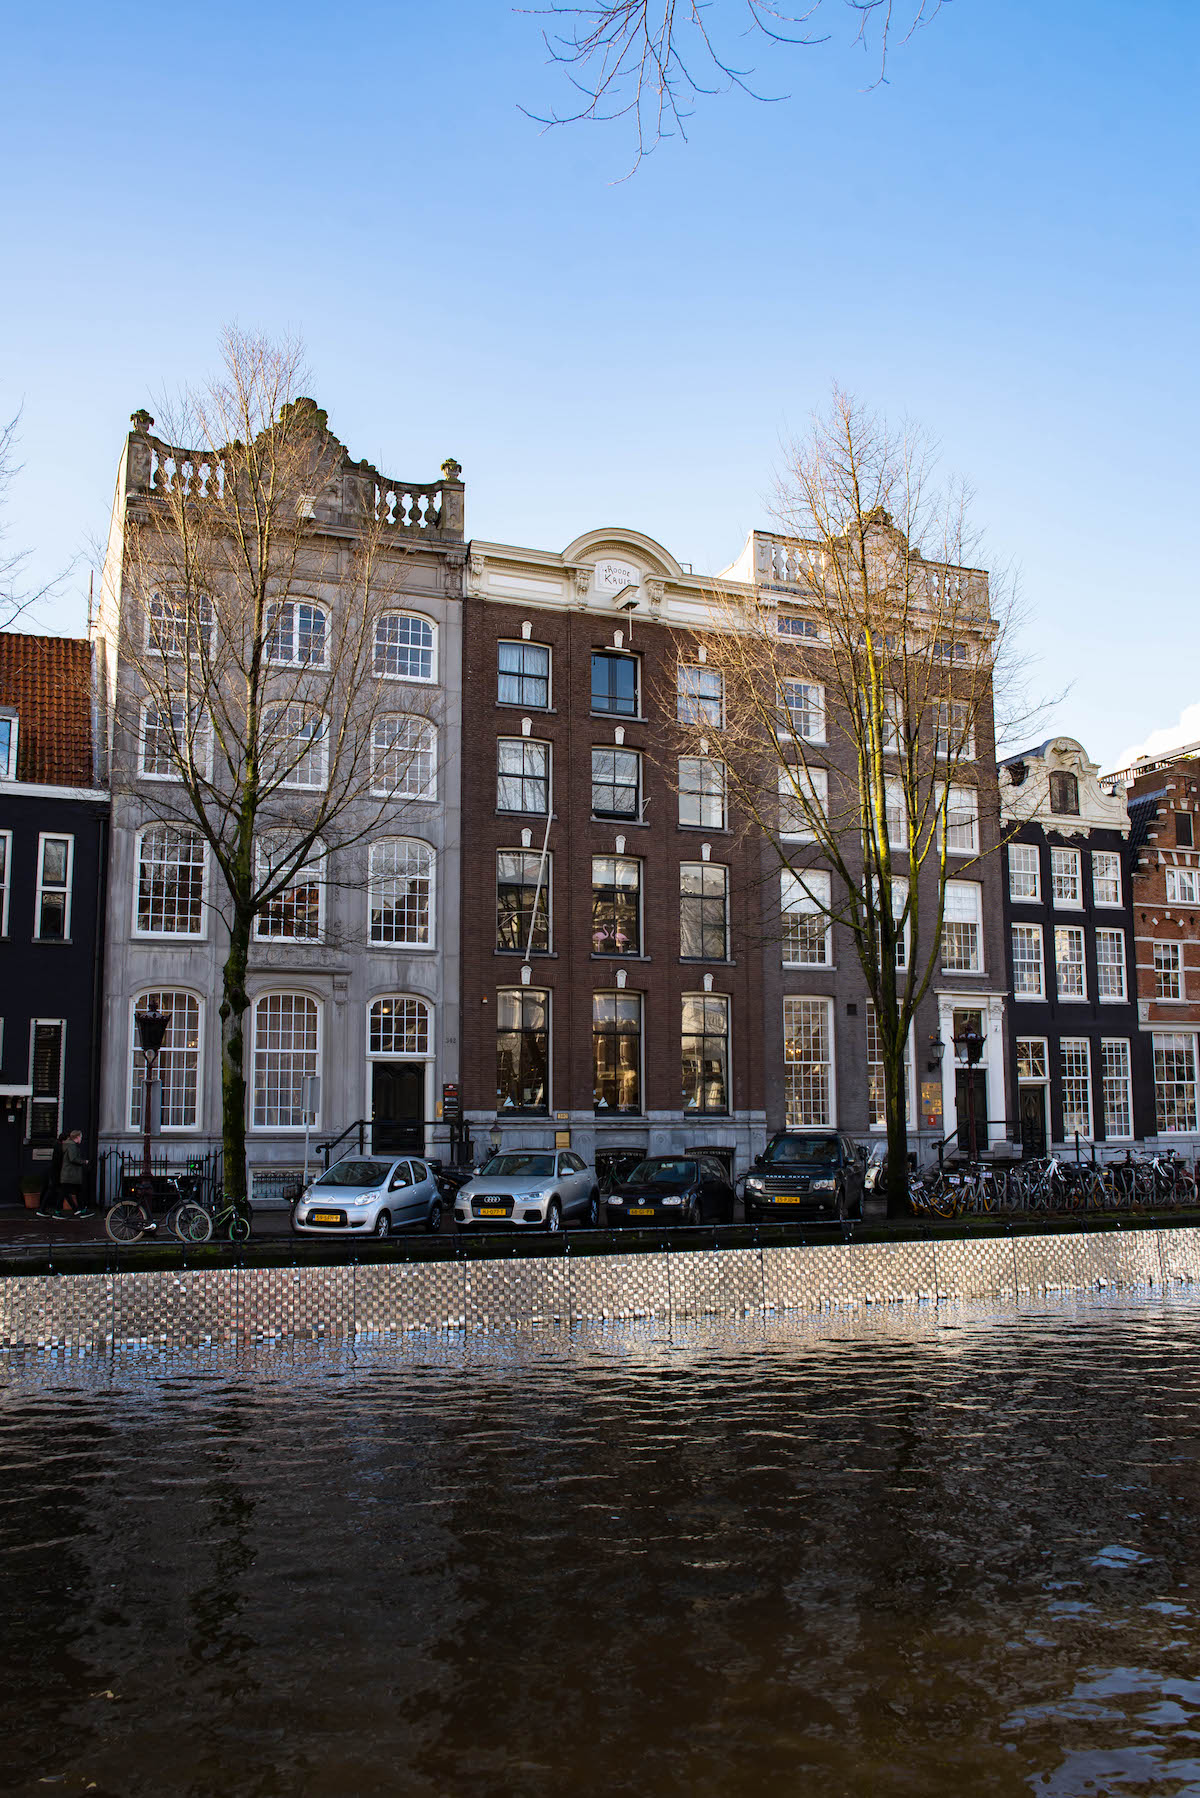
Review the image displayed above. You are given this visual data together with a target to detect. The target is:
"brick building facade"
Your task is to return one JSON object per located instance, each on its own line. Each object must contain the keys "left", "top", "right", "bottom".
{"left": 1125, "top": 757, "right": 1200, "bottom": 1145}
{"left": 458, "top": 529, "right": 766, "bottom": 1178}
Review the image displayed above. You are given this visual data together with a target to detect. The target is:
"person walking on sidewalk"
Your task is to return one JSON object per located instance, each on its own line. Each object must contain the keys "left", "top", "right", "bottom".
{"left": 56, "top": 1130, "right": 92, "bottom": 1219}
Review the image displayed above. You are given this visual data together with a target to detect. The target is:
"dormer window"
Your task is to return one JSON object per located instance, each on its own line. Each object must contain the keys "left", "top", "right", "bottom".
{"left": 0, "top": 709, "right": 16, "bottom": 780}
{"left": 1049, "top": 771, "right": 1079, "bottom": 815}
{"left": 1177, "top": 812, "right": 1194, "bottom": 848}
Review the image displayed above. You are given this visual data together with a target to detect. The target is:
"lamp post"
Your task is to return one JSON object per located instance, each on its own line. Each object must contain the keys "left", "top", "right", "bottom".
{"left": 951, "top": 1025, "right": 984, "bottom": 1163}
{"left": 488, "top": 1123, "right": 502, "bottom": 1163}
{"left": 134, "top": 997, "right": 169, "bottom": 1203}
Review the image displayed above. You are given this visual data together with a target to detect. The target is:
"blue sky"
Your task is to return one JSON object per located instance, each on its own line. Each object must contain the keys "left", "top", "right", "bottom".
{"left": 2, "top": 0, "right": 1196, "bottom": 768}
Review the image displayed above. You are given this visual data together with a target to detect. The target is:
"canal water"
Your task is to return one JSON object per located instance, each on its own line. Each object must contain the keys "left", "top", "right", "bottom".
{"left": 4, "top": 1295, "right": 1200, "bottom": 1797}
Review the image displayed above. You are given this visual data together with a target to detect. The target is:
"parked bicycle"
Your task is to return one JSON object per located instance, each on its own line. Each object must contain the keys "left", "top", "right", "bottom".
{"left": 104, "top": 1173, "right": 212, "bottom": 1244}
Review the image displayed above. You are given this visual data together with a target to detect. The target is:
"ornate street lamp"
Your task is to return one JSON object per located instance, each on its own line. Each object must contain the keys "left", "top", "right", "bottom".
{"left": 134, "top": 997, "right": 169, "bottom": 1202}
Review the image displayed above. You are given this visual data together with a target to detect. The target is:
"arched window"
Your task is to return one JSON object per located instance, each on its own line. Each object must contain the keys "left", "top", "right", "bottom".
{"left": 128, "top": 991, "right": 202, "bottom": 1130}
{"left": 371, "top": 715, "right": 436, "bottom": 799}
{"left": 374, "top": 612, "right": 436, "bottom": 682}
{"left": 134, "top": 825, "right": 206, "bottom": 936}
{"left": 252, "top": 992, "right": 320, "bottom": 1129}
{"left": 265, "top": 600, "right": 328, "bottom": 668}
{"left": 262, "top": 703, "right": 329, "bottom": 790}
{"left": 368, "top": 839, "right": 434, "bottom": 947}
{"left": 254, "top": 834, "right": 324, "bottom": 941}
{"left": 368, "top": 997, "right": 432, "bottom": 1058}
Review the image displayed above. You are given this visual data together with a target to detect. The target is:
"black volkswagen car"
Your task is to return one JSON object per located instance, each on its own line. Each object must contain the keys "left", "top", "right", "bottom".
{"left": 741, "top": 1132, "right": 866, "bottom": 1223}
{"left": 605, "top": 1156, "right": 736, "bottom": 1227}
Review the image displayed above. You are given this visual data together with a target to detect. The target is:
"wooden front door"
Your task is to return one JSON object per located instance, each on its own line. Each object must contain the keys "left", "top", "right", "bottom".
{"left": 1019, "top": 1086, "right": 1047, "bottom": 1159}
{"left": 955, "top": 1070, "right": 988, "bottom": 1160}
{"left": 371, "top": 1063, "right": 424, "bottom": 1154}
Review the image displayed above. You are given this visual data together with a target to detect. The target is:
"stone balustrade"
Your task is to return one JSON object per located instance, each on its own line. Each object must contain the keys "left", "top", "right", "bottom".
{"left": 753, "top": 530, "right": 990, "bottom": 620}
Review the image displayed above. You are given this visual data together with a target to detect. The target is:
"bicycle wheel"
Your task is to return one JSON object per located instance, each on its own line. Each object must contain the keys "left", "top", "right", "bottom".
{"left": 105, "top": 1200, "right": 149, "bottom": 1243}
{"left": 926, "top": 1176, "right": 958, "bottom": 1220}
{"left": 228, "top": 1212, "right": 252, "bottom": 1243}
{"left": 173, "top": 1201, "right": 213, "bottom": 1244}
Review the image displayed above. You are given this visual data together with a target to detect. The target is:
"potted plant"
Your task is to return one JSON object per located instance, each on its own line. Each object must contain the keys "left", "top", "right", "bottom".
{"left": 18, "top": 1175, "right": 43, "bottom": 1211}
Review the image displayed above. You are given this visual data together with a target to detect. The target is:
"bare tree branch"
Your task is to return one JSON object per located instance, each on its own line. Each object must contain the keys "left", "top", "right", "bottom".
{"left": 0, "top": 409, "right": 72, "bottom": 630}
{"left": 521, "top": 0, "right": 946, "bottom": 171}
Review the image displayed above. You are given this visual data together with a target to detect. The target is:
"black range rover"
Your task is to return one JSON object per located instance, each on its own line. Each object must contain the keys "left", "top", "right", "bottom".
{"left": 742, "top": 1132, "right": 866, "bottom": 1223}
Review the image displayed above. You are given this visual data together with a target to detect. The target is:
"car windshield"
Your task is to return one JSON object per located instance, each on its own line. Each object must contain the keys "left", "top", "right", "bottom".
{"left": 626, "top": 1159, "right": 697, "bottom": 1188}
{"left": 315, "top": 1160, "right": 392, "bottom": 1188}
{"left": 480, "top": 1153, "right": 556, "bottom": 1179}
{"left": 762, "top": 1135, "right": 840, "bottom": 1166}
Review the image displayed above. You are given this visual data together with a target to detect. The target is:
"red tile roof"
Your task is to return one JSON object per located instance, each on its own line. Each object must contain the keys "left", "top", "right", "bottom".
{"left": 0, "top": 632, "right": 94, "bottom": 787}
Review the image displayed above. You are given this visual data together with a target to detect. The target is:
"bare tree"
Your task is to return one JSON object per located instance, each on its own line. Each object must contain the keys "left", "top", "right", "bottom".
{"left": 0, "top": 409, "right": 68, "bottom": 631}
{"left": 110, "top": 330, "right": 445, "bottom": 1208}
{"left": 671, "top": 389, "right": 1009, "bottom": 1215}
{"left": 523, "top": 0, "right": 946, "bottom": 169}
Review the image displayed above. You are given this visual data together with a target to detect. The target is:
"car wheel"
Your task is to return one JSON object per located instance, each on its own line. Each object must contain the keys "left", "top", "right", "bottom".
{"left": 584, "top": 1189, "right": 600, "bottom": 1228}
{"left": 374, "top": 1210, "right": 392, "bottom": 1238}
{"left": 544, "top": 1198, "right": 562, "bottom": 1233}
{"left": 426, "top": 1198, "right": 443, "bottom": 1234}
{"left": 687, "top": 1197, "right": 702, "bottom": 1226}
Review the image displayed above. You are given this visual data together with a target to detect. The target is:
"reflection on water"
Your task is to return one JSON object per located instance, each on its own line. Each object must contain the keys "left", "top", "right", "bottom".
{"left": 4, "top": 1295, "right": 1200, "bottom": 1796}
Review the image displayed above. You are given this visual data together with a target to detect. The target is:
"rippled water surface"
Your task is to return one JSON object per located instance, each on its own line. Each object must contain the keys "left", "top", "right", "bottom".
{"left": 5, "top": 1296, "right": 1200, "bottom": 1796}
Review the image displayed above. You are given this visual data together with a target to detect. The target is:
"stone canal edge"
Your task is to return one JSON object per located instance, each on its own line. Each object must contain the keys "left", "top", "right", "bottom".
{"left": 2, "top": 1224, "right": 1199, "bottom": 1355}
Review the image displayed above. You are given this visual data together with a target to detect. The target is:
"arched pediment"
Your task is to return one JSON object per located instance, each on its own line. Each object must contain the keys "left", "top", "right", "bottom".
{"left": 560, "top": 527, "right": 684, "bottom": 581}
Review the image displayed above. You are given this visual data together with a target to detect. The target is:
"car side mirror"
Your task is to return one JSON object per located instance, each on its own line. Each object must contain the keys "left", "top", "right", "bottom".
{"left": 754, "top": 1154, "right": 764, "bottom": 1168}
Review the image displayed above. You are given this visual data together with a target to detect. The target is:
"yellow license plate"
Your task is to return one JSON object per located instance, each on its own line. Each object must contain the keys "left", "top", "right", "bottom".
{"left": 629, "top": 1207, "right": 654, "bottom": 1216}
{"left": 480, "top": 1206, "right": 508, "bottom": 1216}
{"left": 312, "top": 1212, "right": 341, "bottom": 1224}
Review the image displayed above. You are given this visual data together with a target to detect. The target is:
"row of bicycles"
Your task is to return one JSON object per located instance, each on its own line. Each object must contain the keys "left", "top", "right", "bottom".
{"left": 908, "top": 1152, "right": 1199, "bottom": 1219}
{"left": 103, "top": 1176, "right": 252, "bottom": 1244}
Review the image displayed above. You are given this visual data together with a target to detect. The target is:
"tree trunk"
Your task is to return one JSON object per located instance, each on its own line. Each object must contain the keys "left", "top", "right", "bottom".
{"left": 883, "top": 1039, "right": 911, "bottom": 1220}
{"left": 220, "top": 914, "right": 252, "bottom": 1209}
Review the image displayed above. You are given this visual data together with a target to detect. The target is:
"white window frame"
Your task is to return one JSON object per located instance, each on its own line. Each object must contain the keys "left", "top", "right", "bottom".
{"left": 146, "top": 590, "right": 213, "bottom": 659}
{"left": 265, "top": 599, "right": 329, "bottom": 669}
{"left": 934, "top": 700, "right": 975, "bottom": 761}
{"left": 1008, "top": 842, "right": 1041, "bottom": 902}
{"left": 497, "top": 738, "right": 550, "bottom": 815}
{"left": 138, "top": 701, "right": 213, "bottom": 783}
{"left": 34, "top": 833, "right": 74, "bottom": 941}
{"left": 0, "top": 829, "right": 10, "bottom": 935}
{"left": 681, "top": 992, "right": 731, "bottom": 1118}
{"left": 368, "top": 995, "right": 433, "bottom": 1059}
{"left": 1060, "top": 1037, "right": 1092, "bottom": 1139}
{"left": 780, "top": 680, "right": 826, "bottom": 744}
{"left": 1166, "top": 867, "right": 1200, "bottom": 906}
{"left": 0, "top": 708, "right": 18, "bottom": 780}
{"left": 1010, "top": 922, "right": 1045, "bottom": 998}
{"left": 1100, "top": 1038, "right": 1133, "bottom": 1141}
{"left": 1153, "top": 1032, "right": 1199, "bottom": 1134}
{"left": 374, "top": 611, "right": 438, "bottom": 683}
{"left": 1054, "top": 924, "right": 1087, "bottom": 1001}
{"left": 591, "top": 747, "right": 641, "bottom": 820}
{"left": 371, "top": 714, "right": 437, "bottom": 802}
{"left": 497, "top": 640, "right": 551, "bottom": 709}
{"left": 263, "top": 704, "right": 329, "bottom": 792}
{"left": 1095, "top": 928, "right": 1127, "bottom": 1003}
{"left": 251, "top": 991, "right": 322, "bottom": 1131}
{"left": 128, "top": 990, "right": 203, "bottom": 1132}
{"left": 1016, "top": 1036, "right": 1049, "bottom": 1084}
{"left": 884, "top": 778, "right": 907, "bottom": 849}
{"left": 1091, "top": 850, "right": 1122, "bottom": 908}
{"left": 679, "top": 862, "right": 730, "bottom": 962}
{"left": 1050, "top": 846, "right": 1082, "bottom": 908}
{"left": 678, "top": 756, "right": 727, "bottom": 830}
{"left": 941, "top": 881, "right": 983, "bottom": 974}
{"left": 676, "top": 664, "right": 724, "bottom": 726}
{"left": 779, "top": 765, "right": 828, "bottom": 841}
{"left": 253, "top": 835, "right": 326, "bottom": 944}
{"left": 367, "top": 838, "right": 436, "bottom": 949}
{"left": 866, "top": 1003, "right": 916, "bottom": 1131}
{"left": 781, "top": 870, "right": 832, "bottom": 967}
{"left": 783, "top": 995, "right": 835, "bottom": 1128}
{"left": 132, "top": 825, "right": 208, "bottom": 940}
{"left": 943, "top": 784, "right": 979, "bottom": 855}
{"left": 1154, "top": 940, "right": 1183, "bottom": 1001}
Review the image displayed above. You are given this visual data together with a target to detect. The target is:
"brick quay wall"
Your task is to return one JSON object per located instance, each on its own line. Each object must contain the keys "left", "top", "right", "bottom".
{"left": 2, "top": 1224, "right": 1199, "bottom": 1355}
